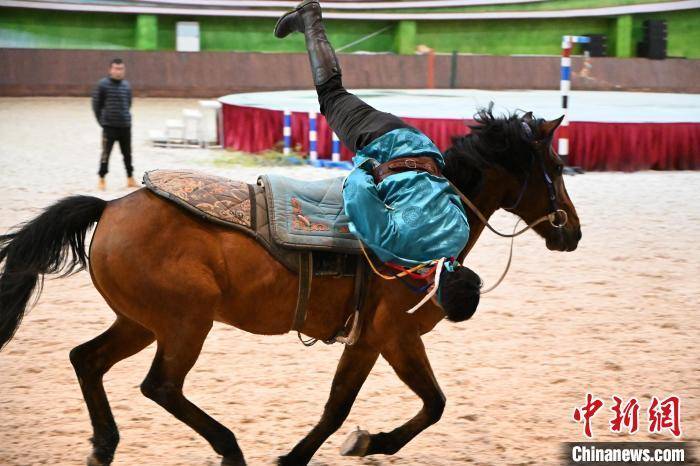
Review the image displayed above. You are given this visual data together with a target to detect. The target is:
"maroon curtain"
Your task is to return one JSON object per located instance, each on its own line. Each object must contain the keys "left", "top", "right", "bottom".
{"left": 222, "top": 104, "right": 282, "bottom": 153}
{"left": 403, "top": 117, "right": 473, "bottom": 152}
{"left": 563, "top": 122, "right": 700, "bottom": 171}
{"left": 223, "top": 103, "right": 700, "bottom": 171}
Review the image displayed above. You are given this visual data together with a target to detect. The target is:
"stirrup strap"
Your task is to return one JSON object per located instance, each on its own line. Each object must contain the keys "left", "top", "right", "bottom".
{"left": 292, "top": 252, "right": 313, "bottom": 331}
{"left": 334, "top": 259, "right": 369, "bottom": 345}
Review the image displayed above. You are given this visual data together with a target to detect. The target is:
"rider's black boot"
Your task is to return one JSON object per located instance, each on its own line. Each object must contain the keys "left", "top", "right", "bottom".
{"left": 274, "top": 0, "right": 342, "bottom": 86}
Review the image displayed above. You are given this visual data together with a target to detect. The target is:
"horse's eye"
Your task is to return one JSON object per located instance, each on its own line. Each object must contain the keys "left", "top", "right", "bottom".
{"left": 556, "top": 165, "right": 564, "bottom": 175}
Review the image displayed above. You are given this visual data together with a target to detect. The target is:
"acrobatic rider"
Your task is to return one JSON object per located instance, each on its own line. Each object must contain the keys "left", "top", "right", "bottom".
{"left": 275, "top": 0, "right": 481, "bottom": 319}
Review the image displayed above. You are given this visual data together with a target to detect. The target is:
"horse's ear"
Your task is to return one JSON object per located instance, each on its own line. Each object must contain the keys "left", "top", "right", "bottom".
{"left": 537, "top": 115, "right": 564, "bottom": 139}
{"left": 522, "top": 111, "right": 534, "bottom": 123}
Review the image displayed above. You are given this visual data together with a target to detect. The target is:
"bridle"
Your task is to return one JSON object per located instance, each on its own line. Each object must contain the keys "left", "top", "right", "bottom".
{"left": 446, "top": 131, "right": 569, "bottom": 293}
{"left": 501, "top": 163, "right": 530, "bottom": 211}
{"left": 533, "top": 138, "right": 568, "bottom": 228}
{"left": 447, "top": 147, "right": 568, "bottom": 241}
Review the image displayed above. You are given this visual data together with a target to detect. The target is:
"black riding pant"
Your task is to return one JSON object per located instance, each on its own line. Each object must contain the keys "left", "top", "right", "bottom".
{"left": 316, "top": 75, "right": 412, "bottom": 153}
{"left": 99, "top": 125, "right": 133, "bottom": 177}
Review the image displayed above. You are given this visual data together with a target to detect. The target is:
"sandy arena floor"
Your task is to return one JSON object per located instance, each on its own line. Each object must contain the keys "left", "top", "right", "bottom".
{"left": 0, "top": 98, "right": 698, "bottom": 466}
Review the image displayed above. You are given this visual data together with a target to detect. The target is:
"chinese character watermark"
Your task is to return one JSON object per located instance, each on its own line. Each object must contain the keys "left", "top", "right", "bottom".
{"left": 573, "top": 394, "right": 682, "bottom": 438}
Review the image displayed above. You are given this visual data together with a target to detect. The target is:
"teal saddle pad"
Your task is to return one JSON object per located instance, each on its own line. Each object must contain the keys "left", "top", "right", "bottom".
{"left": 258, "top": 174, "right": 361, "bottom": 254}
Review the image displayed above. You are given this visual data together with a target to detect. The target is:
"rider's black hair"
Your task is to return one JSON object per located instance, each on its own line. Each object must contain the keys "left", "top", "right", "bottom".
{"left": 437, "top": 265, "right": 481, "bottom": 322}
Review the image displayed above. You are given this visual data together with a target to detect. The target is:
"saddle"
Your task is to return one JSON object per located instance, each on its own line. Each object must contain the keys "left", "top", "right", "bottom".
{"left": 143, "top": 169, "right": 368, "bottom": 343}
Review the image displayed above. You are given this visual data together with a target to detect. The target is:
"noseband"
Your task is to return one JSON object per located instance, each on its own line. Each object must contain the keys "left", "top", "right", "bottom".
{"left": 534, "top": 137, "right": 568, "bottom": 229}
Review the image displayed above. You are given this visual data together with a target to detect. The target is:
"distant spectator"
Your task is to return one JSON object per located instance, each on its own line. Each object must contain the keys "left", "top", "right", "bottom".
{"left": 92, "top": 58, "right": 136, "bottom": 190}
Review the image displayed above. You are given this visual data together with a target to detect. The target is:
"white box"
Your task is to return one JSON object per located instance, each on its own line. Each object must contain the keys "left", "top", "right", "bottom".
{"left": 176, "top": 22, "right": 200, "bottom": 52}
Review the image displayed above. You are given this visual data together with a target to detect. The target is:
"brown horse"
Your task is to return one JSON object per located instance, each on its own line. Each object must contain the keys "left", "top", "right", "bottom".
{"left": 0, "top": 110, "right": 581, "bottom": 466}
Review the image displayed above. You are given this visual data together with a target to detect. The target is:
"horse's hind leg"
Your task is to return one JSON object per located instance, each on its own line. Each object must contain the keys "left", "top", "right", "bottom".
{"left": 69, "top": 316, "right": 155, "bottom": 465}
{"left": 140, "top": 321, "right": 246, "bottom": 466}
{"left": 278, "top": 341, "right": 379, "bottom": 465}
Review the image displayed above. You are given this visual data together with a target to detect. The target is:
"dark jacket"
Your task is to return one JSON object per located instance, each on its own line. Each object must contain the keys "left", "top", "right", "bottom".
{"left": 92, "top": 77, "right": 132, "bottom": 128}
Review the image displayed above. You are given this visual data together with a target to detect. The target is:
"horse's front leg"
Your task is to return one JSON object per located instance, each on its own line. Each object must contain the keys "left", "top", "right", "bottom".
{"left": 341, "top": 329, "right": 446, "bottom": 457}
{"left": 278, "top": 340, "right": 379, "bottom": 466}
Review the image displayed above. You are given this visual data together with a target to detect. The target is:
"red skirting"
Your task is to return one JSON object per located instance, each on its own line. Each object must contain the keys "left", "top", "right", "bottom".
{"left": 564, "top": 122, "right": 700, "bottom": 171}
{"left": 222, "top": 103, "right": 700, "bottom": 171}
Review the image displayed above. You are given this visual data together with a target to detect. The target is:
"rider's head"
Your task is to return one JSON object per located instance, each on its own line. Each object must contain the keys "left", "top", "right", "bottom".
{"left": 436, "top": 263, "right": 481, "bottom": 322}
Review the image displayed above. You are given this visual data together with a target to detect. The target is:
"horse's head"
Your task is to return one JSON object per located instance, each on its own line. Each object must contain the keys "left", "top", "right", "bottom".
{"left": 506, "top": 111, "right": 582, "bottom": 251}
{"left": 506, "top": 112, "right": 581, "bottom": 251}
{"left": 443, "top": 106, "right": 582, "bottom": 253}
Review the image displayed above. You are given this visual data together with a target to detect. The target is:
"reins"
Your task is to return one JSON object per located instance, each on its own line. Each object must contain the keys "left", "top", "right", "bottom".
{"left": 445, "top": 179, "right": 566, "bottom": 239}
{"left": 358, "top": 242, "right": 439, "bottom": 281}
{"left": 356, "top": 174, "right": 569, "bottom": 303}
{"left": 478, "top": 219, "right": 520, "bottom": 294}
{"left": 353, "top": 130, "right": 572, "bottom": 315}
{"left": 444, "top": 159, "right": 568, "bottom": 294}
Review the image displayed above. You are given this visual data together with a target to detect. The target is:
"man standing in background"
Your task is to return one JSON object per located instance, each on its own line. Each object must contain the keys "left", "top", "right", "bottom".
{"left": 92, "top": 58, "right": 137, "bottom": 190}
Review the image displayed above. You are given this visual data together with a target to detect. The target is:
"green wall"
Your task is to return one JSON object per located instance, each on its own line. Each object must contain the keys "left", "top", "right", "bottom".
{"left": 112, "top": 13, "right": 394, "bottom": 53}
{"left": 416, "top": 18, "right": 611, "bottom": 55}
{"left": 0, "top": 9, "right": 134, "bottom": 49}
{"left": 395, "top": 20, "right": 417, "bottom": 55}
{"left": 135, "top": 14, "right": 158, "bottom": 50}
{"left": 613, "top": 15, "right": 634, "bottom": 58}
{"left": 1, "top": 6, "right": 699, "bottom": 58}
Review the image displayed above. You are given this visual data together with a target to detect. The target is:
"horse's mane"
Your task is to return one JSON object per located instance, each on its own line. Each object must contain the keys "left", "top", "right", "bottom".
{"left": 443, "top": 105, "right": 539, "bottom": 199}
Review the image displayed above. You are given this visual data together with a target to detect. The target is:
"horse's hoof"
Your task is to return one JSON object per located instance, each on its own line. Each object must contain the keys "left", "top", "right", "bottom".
{"left": 339, "top": 429, "right": 371, "bottom": 456}
{"left": 86, "top": 453, "right": 110, "bottom": 466}
{"left": 221, "top": 455, "right": 246, "bottom": 466}
{"left": 277, "top": 455, "right": 304, "bottom": 466}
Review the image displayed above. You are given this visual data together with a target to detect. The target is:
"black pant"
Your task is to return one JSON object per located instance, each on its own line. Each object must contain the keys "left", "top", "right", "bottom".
{"left": 316, "top": 76, "right": 412, "bottom": 152}
{"left": 99, "top": 126, "right": 133, "bottom": 177}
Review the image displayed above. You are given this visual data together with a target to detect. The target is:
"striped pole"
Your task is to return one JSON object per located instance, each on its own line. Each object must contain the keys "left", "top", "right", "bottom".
{"left": 559, "top": 35, "right": 590, "bottom": 165}
{"left": 283, "top": 110, "right": 291, "bottom": 155}
{"left": 331, "top": 132, "right": 341, "bottom": 162}
{"left": 308, "top": 111, "right": 318, "bottom": 162}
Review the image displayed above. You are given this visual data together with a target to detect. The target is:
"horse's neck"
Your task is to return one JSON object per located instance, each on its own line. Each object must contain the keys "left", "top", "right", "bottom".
{"left": 461, "top": 169, "right": 506, "bottom": 257}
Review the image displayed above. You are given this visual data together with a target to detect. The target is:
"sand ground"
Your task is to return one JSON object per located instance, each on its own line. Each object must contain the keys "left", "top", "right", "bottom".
{"left": 0, "top": 98, "right": 698, "bottom": 466}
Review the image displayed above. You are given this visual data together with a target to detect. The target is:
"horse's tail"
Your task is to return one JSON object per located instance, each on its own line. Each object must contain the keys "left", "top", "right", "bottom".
{"left": 0, "top": 195, "right": 107, "bottom": 351}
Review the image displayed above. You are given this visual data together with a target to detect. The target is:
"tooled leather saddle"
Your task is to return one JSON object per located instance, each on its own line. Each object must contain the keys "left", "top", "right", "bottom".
{"left": 143, "top": 169, "right": 367, "bottom": 338}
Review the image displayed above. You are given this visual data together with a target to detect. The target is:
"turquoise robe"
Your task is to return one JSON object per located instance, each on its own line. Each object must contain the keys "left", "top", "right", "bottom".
{"left": 342, "top": 128, "right": 470, "bottom": 267}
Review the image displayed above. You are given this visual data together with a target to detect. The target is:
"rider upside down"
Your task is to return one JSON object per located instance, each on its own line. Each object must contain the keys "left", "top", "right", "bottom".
{"left": 275, "top": 0, "right": 482, "bottom": 320}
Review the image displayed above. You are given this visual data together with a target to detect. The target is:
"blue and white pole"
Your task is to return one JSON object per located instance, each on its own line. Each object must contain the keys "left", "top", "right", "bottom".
{"left": 559, "top": 35, "right": 590, "bottom": 164}
{"left": 308, "top": 111, "right": 318, "bottom": 163}
{"left": 331, "top": 132, "right": 341, "bottom": 162}
{"left": 283, "top": 110, "right": 292, "bottom": 155}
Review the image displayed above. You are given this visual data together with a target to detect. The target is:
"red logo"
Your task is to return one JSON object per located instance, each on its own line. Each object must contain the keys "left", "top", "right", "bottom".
{"left": 648, "top": 396, "right": 682, "bottom": 437}
{"left": 573, "top": 393, "right": 604, "bottom": 438}
{"left": 573, "top": 394, "right": 682, "bottom": 438}
{"left": 610, "top": 396, "right": 640, "bottom": 434}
